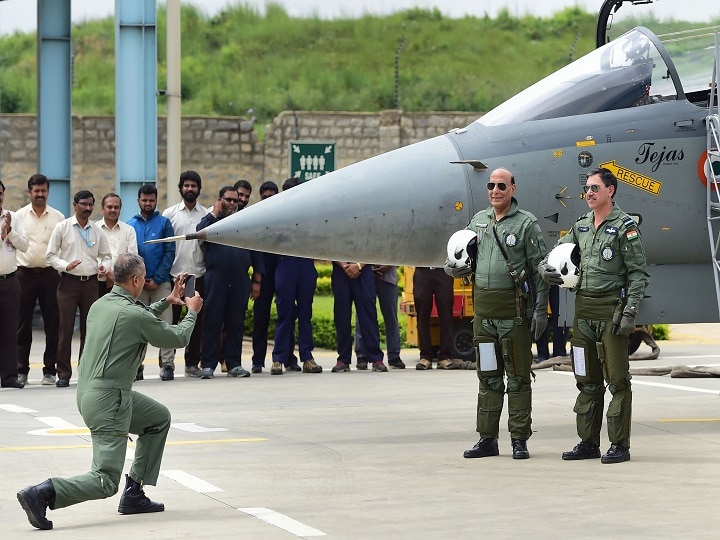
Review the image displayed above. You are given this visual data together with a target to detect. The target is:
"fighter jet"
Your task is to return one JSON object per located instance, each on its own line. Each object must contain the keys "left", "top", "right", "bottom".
{"left": 154, "top": 0, "right": 720, "bottom": 325}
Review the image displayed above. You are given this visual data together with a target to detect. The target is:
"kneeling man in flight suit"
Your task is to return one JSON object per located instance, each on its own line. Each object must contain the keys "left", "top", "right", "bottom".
{"left": 17, "top": 252, "right": 203, "bottom": 530}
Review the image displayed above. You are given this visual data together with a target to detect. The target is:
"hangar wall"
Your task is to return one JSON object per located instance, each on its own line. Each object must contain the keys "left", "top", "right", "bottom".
{"left": 0, "top": 109, "right": 479, "bottom": 213}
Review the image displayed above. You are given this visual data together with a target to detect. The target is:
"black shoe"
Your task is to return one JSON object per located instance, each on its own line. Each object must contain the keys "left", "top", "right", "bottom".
{"left": 55, "top": 378, "right": 70, "bottom": 388}
{"left": 135, "top": 366, "right": 144, "bottom": 381}
{"left": 286, "top": 363, "right": 302, "bottom": 372}
{"left": 1, "top": 378, "right": 25, "bottom": 388}
{"left": 118, "top": 474, "right": 164, "bottom": 514}
{"left": 160, "top": 366, "right": 174, "bottom": 381}
{"left": 562, "top": 441, "right": 601, "bottom": 461}
{"left": 251, "top": 365, "right": 263, "bottom": 374}
{"left": 388, "top": 358, "right": 406, "bottom": 369}
{"left": 463, "top": 437, "right": 499, "bottom": 458}
{"left": 511, "top": 438, "right": 530, "bottom": 459}
{"left": 17, "top": 479, "right": 56, "bottom": 530}
{"left": 356, "top": 359, "right": 368, "bottom": 370}
{"left": 601, "top": 443, "right": 630, "bottom": 464}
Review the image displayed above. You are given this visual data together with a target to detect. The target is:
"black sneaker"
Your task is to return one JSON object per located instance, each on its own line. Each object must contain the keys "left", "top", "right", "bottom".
{"left": 511, "top": 438, "right": 530, "bottom": 459}
{"left": 388, "top": 358, "right": 406, "bottom": 369}
{"left": 356, "top": 359, "right": 368, "bottom": 370}
{"left": 601, "top": 443, "right": 630, "bottom": 464}
{"left": 463, "top": 437, "right": 499, "bottom": 458}
{"left": 331, "top": 361, "right": 350, "bottom": 373}
{"left": 562, "top": 441, "right": 601, "bottom": 461}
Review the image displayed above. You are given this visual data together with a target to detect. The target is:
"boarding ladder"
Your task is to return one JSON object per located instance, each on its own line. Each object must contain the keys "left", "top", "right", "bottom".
{"left": 706, "top": 31, "right": 720, "bottom": 318}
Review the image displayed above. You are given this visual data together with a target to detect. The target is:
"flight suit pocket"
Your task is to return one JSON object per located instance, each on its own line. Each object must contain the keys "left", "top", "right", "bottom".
{"left": 474, "top": 337, "right": 501, "bottom": 376}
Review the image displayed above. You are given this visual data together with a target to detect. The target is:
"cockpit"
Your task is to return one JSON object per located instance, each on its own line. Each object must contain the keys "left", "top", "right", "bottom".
{"left": 478, "top": 23, "right": 718, "bottom": 127}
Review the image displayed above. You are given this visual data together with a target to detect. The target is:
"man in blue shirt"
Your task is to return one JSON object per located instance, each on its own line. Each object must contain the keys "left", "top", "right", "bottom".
{"left": 128, "top": 184, "right": 176, "bottom": 381}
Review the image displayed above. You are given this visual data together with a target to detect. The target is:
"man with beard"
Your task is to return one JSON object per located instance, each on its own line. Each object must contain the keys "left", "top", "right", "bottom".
{"left": 163, "top": 171, "right": 209, "bottom": 378}
{"left": 16, "top": 174, "right": 65, "bottom": 386}
{"left": 197, "top": 186, "right": 264, "bottom": 378}
{"left": 128, "top": 185, "right": 176, "bottom": 381}
{"left": 46, "top": 190, "right": 111, "bottom": 388}
{"left": 234, "top": 179, "right": 252, "bottom": 209}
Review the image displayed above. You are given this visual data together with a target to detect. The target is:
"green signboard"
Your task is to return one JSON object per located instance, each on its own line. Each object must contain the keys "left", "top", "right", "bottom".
{"left": 289, "top": 141, "right": 336, "bottom": 182}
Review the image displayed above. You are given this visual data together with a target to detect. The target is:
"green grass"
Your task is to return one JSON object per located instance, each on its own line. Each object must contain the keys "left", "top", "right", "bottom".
{"left": 0, "top": 4, "right": 599, "bottom": 124}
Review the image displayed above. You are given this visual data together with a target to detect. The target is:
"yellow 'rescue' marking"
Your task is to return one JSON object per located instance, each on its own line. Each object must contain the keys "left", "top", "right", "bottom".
{"left": 0, "top": 437, "right": 268, "bottom": 452}
{"left": 600, "top": 160, "right": 662, "bottom": 195}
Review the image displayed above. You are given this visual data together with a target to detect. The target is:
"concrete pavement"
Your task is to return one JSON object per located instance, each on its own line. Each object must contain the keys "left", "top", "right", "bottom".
{"left": 1, "top": 326, "right": 720, "bottom": 538}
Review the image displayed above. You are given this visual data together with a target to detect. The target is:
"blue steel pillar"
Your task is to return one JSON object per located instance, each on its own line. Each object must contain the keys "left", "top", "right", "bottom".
{"left": 38, "top": 0, "right": 72, "bottom": 216}
{"left": 116, "top": 0, "right": 157, "bottom": 222}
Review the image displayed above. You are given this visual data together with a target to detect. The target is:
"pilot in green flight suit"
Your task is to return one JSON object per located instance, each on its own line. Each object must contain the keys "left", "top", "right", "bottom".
{"left": 540, "top": 167, "right": 649, "bottom": 464}
{"left": 447, "top": 168, "right": 549, "bottom": 460}
{"left": 17, "top": 253, "right": 202, "bottom": 530}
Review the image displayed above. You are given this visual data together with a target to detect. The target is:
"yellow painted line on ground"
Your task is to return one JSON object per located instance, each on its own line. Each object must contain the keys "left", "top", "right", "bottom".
{"left": 47, "top": 428, "right": 90, "bottom": 435}
{"left": 0, "top": 437, "right": 268, "bottom": 452}
{"left": 657, "top": 418, "right": 720, "bottom": 423}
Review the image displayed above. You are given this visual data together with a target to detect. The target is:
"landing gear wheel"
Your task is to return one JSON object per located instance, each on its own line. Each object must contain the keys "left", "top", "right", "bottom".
{"left": 451, "top": 319, "right": 475, "bottom": 361}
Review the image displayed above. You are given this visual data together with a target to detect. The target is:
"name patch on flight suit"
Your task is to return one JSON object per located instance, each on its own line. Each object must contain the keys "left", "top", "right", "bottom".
{"left": 505, "top": 233, "right": 517, "bottom": 247}
{"left": 605, "top": 226, "right": 618, "bottom": 235}
{"left": 601, "top": 246, "right": 614, "bottom": 260}
{"left": 578, "top": 226, "right": 590, "bottom": 232}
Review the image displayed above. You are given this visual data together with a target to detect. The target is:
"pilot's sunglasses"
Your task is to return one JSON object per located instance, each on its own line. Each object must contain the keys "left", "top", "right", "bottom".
{"left": 487, "top": 182, "right": 508, "bottom": 191}
{"left": 583, "top": 184, "right": 601, "bottom": 193}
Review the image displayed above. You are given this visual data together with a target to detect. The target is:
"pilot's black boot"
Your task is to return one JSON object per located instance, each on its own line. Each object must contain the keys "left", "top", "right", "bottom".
{"left": 17, "top": 479, "right": 56, "bottom": 530}
{"left": 463, "top": 437, "right": 499, "bottom": 458}
{"left": 118, "top": 474, "right": 165, "bottom": 514}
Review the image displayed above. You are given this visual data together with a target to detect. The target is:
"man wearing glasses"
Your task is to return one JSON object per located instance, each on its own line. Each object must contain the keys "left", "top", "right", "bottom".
{"left": 196, "top": 186, "right": 264, "bottom": 378}
{"left": 539, "top": 167, "right": 649, "bottom": 464}
{"left": 446, "top": 168, "right": 549, "bottom": 460}
{"left": 46, "top": 191, "right": 111, "bottom": 388}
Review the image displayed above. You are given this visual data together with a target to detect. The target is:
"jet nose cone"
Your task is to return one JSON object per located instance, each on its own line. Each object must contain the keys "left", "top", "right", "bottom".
{"left": 202, "top": 134, "right": 473, "bottom": 266}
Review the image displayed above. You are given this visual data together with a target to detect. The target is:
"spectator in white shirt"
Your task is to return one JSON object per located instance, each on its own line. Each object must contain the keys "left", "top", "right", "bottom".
{"left": 162, "top": 171, "right": 209, "bottom": 378}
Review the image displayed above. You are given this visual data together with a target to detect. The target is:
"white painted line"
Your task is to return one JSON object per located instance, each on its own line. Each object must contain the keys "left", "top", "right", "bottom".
{"left": 172, "top": 422, "right": 228, "bottom": 433}
{"left": 0, "top": 404, "right": 37, "bottom": 413}
{"left": 162, "top": 470, "right": 223, "bottom": 493}
{"left": 553, "top": 371, "right": 719, "bottom": 394}
{"left": 239, "top": 507, "right": 326, "bottom": 537}
{"left": 37, "top": 417, "right": 78, "bottom": 428}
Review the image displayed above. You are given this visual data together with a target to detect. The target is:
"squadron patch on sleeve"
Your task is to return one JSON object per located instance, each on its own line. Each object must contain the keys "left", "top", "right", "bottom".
{"left": 602, "top": 246, "right": 614, "bottom": 260}
{"left": 505, "top": 233, "right": 517, "bottom": 247}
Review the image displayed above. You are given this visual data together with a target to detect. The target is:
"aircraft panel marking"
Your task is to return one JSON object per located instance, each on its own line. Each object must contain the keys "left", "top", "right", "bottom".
{"left": 599, "top": 160, "right": 662, "bottom": 195}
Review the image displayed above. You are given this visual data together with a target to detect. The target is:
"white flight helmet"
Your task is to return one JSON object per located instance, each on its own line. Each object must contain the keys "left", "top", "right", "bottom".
{"left": 547, "top": 243, "right": 581, "bottom": 289}
{"left": 446, "top": 229, "right": 478, "bottom": 269}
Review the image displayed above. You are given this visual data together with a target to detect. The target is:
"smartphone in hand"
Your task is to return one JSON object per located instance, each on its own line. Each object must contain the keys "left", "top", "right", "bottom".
{"left": 184, "top": 274, "right": 196, "bottom": 298}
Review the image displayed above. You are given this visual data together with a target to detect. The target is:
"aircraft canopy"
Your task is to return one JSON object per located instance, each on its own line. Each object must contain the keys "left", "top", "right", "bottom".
{"left": 478, "top": 27, "right": 703, "bottom": 126}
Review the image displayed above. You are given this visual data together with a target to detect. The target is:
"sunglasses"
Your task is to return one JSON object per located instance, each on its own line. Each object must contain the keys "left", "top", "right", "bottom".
{"left": 583, "top": 184, "right": 602, "bottom": 193}
{"left": 487, "top": 182, "right": 509, "bottom": 191}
